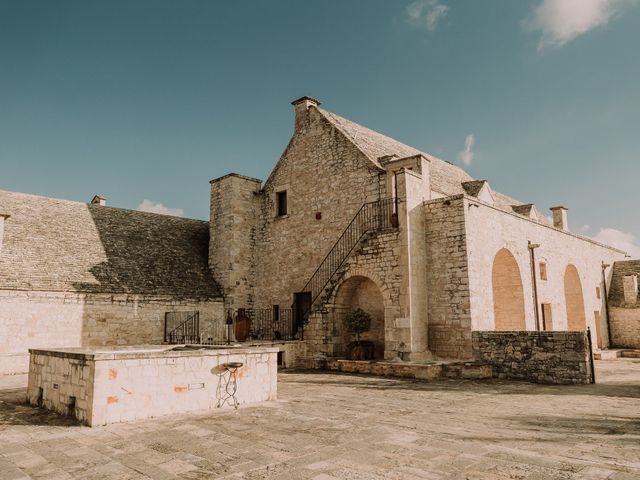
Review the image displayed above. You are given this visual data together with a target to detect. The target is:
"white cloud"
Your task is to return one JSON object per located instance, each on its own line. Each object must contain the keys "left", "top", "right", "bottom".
{"left": 137, "top": 199, "right": 184, "bottom": 217}
{"left": 592, "top": 228, "right": 640, "bottom": 257}
{"left": 580, "top": 224, "right": 591, "bottom": 233}
{"left": 406, "top": 0, "right": 449, "bottom": 32}
{"left": 457, "top": 133, "right": 475, "bottom": 166}
{"left": 524, "top": 0, "right": 638, "bottom": 49}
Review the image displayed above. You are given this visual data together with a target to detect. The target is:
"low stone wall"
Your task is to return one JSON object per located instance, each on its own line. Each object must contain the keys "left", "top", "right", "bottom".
{"left": 472, "top": 331, "right": 593, "bottom": 384}
{"left": 27, "top": 345, "right": 278, "bottom": 426}
{"left": 325, "top": 359, "right": 492, "bottom": 380}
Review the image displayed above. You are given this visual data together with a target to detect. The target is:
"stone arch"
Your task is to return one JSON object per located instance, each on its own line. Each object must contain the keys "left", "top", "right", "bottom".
{"left": 564, "top": 264, "right": 586, "bottom": 330}
{"left": 327, "top": 267, "right": 391, "bottom": 306}
{"left": 331, "top": 269, "right": 388, "bottom": 359}
{"left": 492, "top": 248, "right": 526, "bottom": 331}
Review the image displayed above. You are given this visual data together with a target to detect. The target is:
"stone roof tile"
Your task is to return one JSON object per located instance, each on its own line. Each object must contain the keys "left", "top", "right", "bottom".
{"left": 0, "top": 190, "right": 221, "bottom": 298}
{"left": 318, "top": 107, "right": 524, "bottom": 209}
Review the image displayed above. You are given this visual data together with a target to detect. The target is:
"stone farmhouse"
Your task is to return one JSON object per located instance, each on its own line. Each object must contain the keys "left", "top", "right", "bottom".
{"left": 1, "top": 96, "right": 637, "bottom": 375}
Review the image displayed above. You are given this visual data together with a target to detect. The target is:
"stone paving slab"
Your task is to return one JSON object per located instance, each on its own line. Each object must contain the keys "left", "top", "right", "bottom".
{"left": 1, "top": 360, "right": 639, "bottom": 479}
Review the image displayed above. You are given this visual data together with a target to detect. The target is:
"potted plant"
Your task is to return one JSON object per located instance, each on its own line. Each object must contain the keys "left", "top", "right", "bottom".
{"left": 345, "top": 308, "right": 373, "bottom": 360}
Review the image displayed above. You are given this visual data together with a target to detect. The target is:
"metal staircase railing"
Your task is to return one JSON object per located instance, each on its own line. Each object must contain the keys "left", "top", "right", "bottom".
{"left": 297, "top": 197, "right": 398, "bottom": 317}
{"left": 165, "top": 311, "right": 200, "bottom": 344}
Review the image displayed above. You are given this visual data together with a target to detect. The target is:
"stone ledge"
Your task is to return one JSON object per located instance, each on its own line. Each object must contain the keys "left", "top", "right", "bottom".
{"left": 29, "top": 345, "right": 280, "bottom": 361}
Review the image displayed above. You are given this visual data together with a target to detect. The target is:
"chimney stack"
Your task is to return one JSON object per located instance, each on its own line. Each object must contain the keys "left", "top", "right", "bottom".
{"left": 550, "top": 206, "right": 568, "bottom": 231}
{"left": 90, "top": 195, "right": 107, "bottom": 206}
{"left": 291, "top": 96, "right": 321, "bottom": 130}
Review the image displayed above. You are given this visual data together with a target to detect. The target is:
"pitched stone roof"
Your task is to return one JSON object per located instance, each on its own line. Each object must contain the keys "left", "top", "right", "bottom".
{"left": 0, "top": 190, "right": 221, "bottom": 298}
{"left": 318, "top": 108, "right": 531, "bottom": 213}
{"left": 609, "top": 260, "right": 640, "bottom": 307}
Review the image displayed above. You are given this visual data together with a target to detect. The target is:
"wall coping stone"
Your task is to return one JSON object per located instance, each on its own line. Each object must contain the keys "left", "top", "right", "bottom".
{"left": 29, "top": 345, "right": 279, "bottom": 361}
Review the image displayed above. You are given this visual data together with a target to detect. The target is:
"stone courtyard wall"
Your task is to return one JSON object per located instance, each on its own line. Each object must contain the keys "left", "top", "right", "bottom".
{"left": 0, "top": 290, "right": 224, "bottom": 374}
{"left": 472, "top": 331, "right": 593, "bottom": 384}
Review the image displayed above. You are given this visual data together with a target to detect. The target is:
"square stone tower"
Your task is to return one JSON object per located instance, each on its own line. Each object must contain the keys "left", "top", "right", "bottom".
{"left": 209, "top": 173, "right": 262, "bottom": 309}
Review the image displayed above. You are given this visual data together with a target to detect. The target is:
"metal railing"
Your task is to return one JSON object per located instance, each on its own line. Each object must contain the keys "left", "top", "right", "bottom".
{"left": 297, "top": 197, "right": 398, "bottom": 316}
{"left": 164, "top": 311, "right": 200, "bottom": 343}
{"left": 164, "top": 308, "right": 300, "bottom": 345}
{"left": 245, "top": 308, "right": 298, "bottom": 341}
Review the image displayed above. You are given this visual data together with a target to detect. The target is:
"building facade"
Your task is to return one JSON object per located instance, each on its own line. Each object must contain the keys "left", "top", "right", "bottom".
{"left": 208, "top": 97, "right": 629, "bottom": 361}
{"left": 0, "top": 96, "right": 635, "bottom": 374}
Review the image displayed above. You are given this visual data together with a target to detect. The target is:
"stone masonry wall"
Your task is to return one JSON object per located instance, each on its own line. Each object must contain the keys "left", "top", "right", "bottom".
{"left": 472, "top": 331, "right": 593, "bottom": 384}
{"left": 609, "top": 307, "right": 640, "bottom": 348}
{"left": 209, "top": 174, "right": 261, "bottom": 309}
{"left": 252, "top": 105, "right": 385, "bottom": 309}
{"left": 27, "top": 347, "right": 277, "bottom": 426}
{"left": 0, "top": 290, "right": 224, "bottom": 374}
{"left": 303, "top": 231, "right": 402, "bottom": 358}
{"left": 424, "top": 196, "right": 472, "bottom": 359}
{"left": 608, "top": 260, "right": 640, "bottom": 348}
{"left": 27, "top": 351, "right": 95, "bottom": 424}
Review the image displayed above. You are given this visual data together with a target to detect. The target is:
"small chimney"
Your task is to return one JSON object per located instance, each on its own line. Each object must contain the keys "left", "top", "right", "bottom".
{"left": 291, "top": 96, "right": 321, "bottom": 130}
{"left": 91, "top": 195, "right": 107, "bottom": 206}
{"left": 623, "top": 275, "right": 638, "bottom": 305}
{"left": 550, "top": 206, "right": 568, "bottom": 231}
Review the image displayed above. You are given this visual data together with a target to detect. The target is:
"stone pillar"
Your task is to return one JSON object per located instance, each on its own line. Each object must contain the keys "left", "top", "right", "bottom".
{"left": 623, "top": 275, "right": 638, "bottom": 305}
{"left": 209, "top": 173, "right": 262, "bottom": 310}
{"left": 550, "top": 206, "right": 569, "bottom": 231}
{"left": 394, "top": 166, "right": 430, "bottom": 361}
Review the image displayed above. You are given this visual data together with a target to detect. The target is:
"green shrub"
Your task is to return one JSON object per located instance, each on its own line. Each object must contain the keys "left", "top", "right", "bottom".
{"left": 345, "top": 308, "right": 371, "bottom": 342}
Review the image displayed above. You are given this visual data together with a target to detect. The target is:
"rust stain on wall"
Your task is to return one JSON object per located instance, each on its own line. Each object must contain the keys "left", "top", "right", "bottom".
{"left": 174, "top": 386, "right": 187, "bottom": 393}
{"left": 108, "top": 368, "right": 118, "bottom": 380}
{"left": 107, "top": 395, "right": 119, "bottom": 404}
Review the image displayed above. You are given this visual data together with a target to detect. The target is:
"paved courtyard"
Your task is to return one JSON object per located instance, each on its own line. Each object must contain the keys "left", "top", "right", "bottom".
{"left": 1, "top": 360, "right": 639, "bottom": 480}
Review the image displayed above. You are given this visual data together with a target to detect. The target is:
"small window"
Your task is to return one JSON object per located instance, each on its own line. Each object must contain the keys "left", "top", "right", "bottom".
{"left": 539, "top": 262, "right": 547, "bottom": 281}
{"left": 596, "top": 286, "right": 601, "bottom": 299}
{"left": 276, "top": 191, "right": 287, "bottom": 217}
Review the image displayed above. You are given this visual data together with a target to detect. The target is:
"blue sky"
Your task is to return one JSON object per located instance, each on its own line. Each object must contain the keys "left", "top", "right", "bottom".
{"left": 1, "top": 0, "right": 639, "bottom": 255}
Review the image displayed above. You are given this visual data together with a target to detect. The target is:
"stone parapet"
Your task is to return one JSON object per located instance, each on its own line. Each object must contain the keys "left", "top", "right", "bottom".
{"left": 472, "top": 331, "right": 593, "bottom": 384}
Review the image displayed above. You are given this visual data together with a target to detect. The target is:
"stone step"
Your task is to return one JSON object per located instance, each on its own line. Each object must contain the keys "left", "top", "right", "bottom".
{"left": 593, "top": 349, "right": 640, "bottom": 360}
{"left": 593, "top": 350, "right": 623, "bottom": 360}
{"left": 621, "top": 349, "right": 640, "bottom": 358}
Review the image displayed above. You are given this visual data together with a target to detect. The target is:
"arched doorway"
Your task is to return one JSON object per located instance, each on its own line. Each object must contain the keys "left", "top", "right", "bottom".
{"left": 492, "top": 248, "right": 526, "bottom": 330}
{"left": 564, "top": 264, "right": 586, "bottom": 330}
{"left": 333, "top": 275, "right": 385, "bottom": 359}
